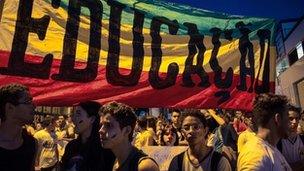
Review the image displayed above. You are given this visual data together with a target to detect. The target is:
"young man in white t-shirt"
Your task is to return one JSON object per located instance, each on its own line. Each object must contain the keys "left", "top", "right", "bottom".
{"left": 169, "top": 109, "right": 231, "bottom": 171}
{"left": 237, "top": 93, "right": 292, "bottom": 171}
{"left": 277, "top": 104, "right": 304, "bottom": 171}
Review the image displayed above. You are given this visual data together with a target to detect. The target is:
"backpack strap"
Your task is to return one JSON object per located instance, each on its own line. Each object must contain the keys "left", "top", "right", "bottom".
{"left": 211, "top": 151, "right": 223, "bottom": 171}
{"left": 277, "top": 139, "right": 283, "bottom": 152}
{"left": 299, "top": 135, "right": 304, "bottom": 145}
{"left": 129, "top": 149, "right": 148, "bottom": 171}
{"left": 177, "top": 151, "right": 185, "bottom": 171}
{"left": 138, "top": 156, "right": 159, "bottom": 168}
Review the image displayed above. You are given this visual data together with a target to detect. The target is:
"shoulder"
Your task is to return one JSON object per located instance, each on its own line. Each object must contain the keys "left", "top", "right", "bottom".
{"left": 138, "top": 157, "right": 159, "bottom": 171}
{"left": 22, "top": 130, "right": 36, "bottom": 150}
{"left": 33, "top": 130, "right": 46, "bottom": 138}
{"left": 217, "top": 156, "right": 232, "bottom": 171}
{"left": 168, "top": 151, "right": 185, "bottom": 171}
{"left": 238, "top": 145, "right": 271, "bottom": 170}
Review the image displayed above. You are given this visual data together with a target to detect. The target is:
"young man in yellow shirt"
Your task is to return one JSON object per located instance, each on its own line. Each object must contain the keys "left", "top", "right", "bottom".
{"left": 237, "top": 93, "right": 292, "bottom": 171}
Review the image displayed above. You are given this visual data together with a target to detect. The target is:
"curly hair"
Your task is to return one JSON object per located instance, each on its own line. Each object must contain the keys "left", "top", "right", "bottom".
{"left": 0, "top": 83, "right": 29, "bottom": 121}
{"left": 99, "top": 101, "right": 137, "bottom": 141}
{"left": 287, "top": 104, "right": 301, "bottom": 114}
{"left": 180, "top": 109, "right": 207, "bottom": 128}
{"left": 252, "top": 93, "right": 288, "bottom": 128}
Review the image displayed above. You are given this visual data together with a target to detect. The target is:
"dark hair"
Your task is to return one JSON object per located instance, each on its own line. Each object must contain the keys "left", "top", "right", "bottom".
{"left": 171, "top": 109, "right": 181, "bottom": 114}
{"left": 78, "top": 101, "right": 101, "bottom": 118}
{"left": 181, "top": 109, "right": 207, "bottom": 128}
{"left": 160, "top": 124, "right": 178, "bottom": 146}
{"left": 0, "top": 83, "right": 29, "bottom": 121}
{"left": 63, "top": 101, "right": 114, "bottom": 170}
{"left": 99, "top": 101, "right": 137, "bottom": 141}
{"left": 252, "top": 93, "right": 288, "bottom": 128}
{"left": 147, "top": 116, "right": 156, "bottom": 132}
{"left": 77, "top": 101, "right": 102, "bottom": 141}
{"left": 137, "top": 116, "right": 148, "bottom": 129}
{"left": 287, "top": 104, "right": 301, "bottom": 114}
{"left": 41, "top": 115, "right": 58, "bottom": 128}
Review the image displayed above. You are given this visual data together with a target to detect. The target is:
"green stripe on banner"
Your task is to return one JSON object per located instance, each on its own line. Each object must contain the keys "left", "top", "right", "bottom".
{"left": 45, "top": 0, "right": 276, "bottom": 43}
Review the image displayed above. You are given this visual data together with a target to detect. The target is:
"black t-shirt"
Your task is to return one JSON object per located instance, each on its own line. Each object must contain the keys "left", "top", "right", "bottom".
{"left": 114, "top": 147, "right": 157, "bottom": 171}
{"left": 221, "top": 124, "right": 238, "bottom": 151}
{"left": 171, "top": 126, "right": 182, "bottom": 146}
{"left": 61, "top": 137, "right": 115, "bottom": 171}
{"left": 0, "top": 130, "right": 36, "bottom": 171}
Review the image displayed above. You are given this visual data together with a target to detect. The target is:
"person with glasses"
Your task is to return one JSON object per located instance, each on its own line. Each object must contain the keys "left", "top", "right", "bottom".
{"left": 0, "top": 83, "right": 36, "bottom": 171}
{"left": 168, "top": 109, "right": 231, "bottom": 171}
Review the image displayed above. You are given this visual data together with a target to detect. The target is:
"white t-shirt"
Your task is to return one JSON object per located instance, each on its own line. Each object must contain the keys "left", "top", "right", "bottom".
{"left": 169, "top": 149, "right": 231, "bottom": 171}
{"left": 238, "top": 135, "right": 292, "bottom": 171}
{"left": 280, "top": 135, "right": 304, "bottom": 164}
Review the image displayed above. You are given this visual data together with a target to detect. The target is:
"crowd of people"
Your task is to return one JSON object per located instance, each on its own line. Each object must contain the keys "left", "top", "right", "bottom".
{"left": 0, "top": 83, "right": 304, "bottom": 171}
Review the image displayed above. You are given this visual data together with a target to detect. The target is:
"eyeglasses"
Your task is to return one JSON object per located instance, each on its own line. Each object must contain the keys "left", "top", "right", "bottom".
{"left": 181, "top": 124, "right": 203, "bottom": 131}
{"left": 18, "top": 99, "right": 33, "bottom": 105}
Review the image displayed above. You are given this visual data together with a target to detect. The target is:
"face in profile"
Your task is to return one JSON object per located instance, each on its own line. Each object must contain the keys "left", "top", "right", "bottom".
{"left": 72, "top": 106, "right": 94, "bottom": 135}
{"left": 181, "top": 116, "right": 207, "bottom": 146}
{"left": 13, "top": 90, "right": 35, "bottom": 125}
{"left": 99, "top": 113, "right": 126, "bottom": 149}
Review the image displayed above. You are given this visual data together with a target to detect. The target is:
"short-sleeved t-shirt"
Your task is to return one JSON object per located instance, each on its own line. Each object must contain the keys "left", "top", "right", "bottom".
{"left": 237, "top": 129, "right": 256, "bottom": 153}
{"left": 0, "top": 130, "right": 36, "bottom": 171}
{"left": 169, "top": 149, "right": 232, "bottom": 171}
{"left": 238, "top": 135, "right": 292, "bottom": 171}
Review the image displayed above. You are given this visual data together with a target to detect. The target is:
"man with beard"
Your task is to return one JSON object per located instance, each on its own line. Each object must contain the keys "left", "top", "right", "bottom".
{"left": 237, "top": 93, "right": 292, "bottom": 171}
{"left": 277, "top": 104, "right": 304, "bottom": 171}
{"left": 168, "top": 109, "right": 231, "bottom": 171}
{"left": 99, "top": 102, "right": 159, "bottom": 171}
{"left": 0, "top": 84, "right": 36, "bottom": 171}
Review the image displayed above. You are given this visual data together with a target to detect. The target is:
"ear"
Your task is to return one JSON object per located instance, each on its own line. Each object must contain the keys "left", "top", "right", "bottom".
{"left": 5, "top": 102, "right": 14, "bottom": 114}
{"left": 274, "top": 113, "right": 281, "bottom": 125}
{"left": 204, "top": 126, "right": 209, "bottom": 137}
{"left": 122, "top": 125, "right": 132, "bottom": 137}
{"left": 90, "top": 116, "right": 96, "bottom": 124}
{"left": 181, "top": 128, "right": 187, "bottom": 138}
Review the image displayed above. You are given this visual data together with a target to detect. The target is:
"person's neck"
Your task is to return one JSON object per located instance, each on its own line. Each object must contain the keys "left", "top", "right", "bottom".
{"left": 247, "top": 126, "right": 254, "bottom": 132}
{"left": 0, "top": 121, "right": 23, "bottom": 149}
{"left": 112, "top": 141, "right": 133, "bottom": 166}
{"left": 81, "top": 125, "right": 92, "bottom": 144}
{"left": 288, "top": 132, "right": 298, "bottom": 140}
{"left": 188, "top": 142, "right": 210, "bottom": 160}
{"left": 172, "top": 123, "right": 179, "bottom": 129}
{"left": 257, "top": 127, "right": 279, "bottom": 146}
{"left": 45, "top": 126, "right": 54, "bottom": 133}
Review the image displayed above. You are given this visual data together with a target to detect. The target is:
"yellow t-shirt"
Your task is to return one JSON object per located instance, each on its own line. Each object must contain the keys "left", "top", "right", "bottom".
{"left": 237, "top": 135, "right": 292, "bottom": 171}
{"left": 34, "top": 129, "right": 58, "bottom": 169}
{"left": 237, "top": 129, "right": 256, "bottom": 153}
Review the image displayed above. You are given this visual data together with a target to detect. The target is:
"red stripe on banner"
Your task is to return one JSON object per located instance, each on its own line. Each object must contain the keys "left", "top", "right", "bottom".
{"left": 0, "top": 50, "right": 274, "bottom": 111}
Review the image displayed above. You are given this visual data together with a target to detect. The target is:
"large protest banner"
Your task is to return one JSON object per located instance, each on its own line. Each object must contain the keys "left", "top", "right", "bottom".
{"left": 0, "top": 0, "right": 276, "bottom": 110}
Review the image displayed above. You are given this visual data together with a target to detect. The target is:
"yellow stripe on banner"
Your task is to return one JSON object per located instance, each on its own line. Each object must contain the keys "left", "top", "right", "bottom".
{"left": 0, "top": 0, "right": 276, "bottom": 82}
